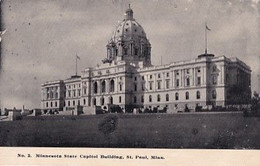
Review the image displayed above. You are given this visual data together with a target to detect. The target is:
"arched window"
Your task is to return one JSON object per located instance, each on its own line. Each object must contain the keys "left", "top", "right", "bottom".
{"left": 55, "top": 102, "right": 57, "bottom": 107}
{"left": 55, "top": 92, "right": 58, "bottom": 98}
{"left": 93, "top": 98, "right": 96, "bottom": 106}
{"left": 196, "top": 91, "right": 200, "bottom": 99}
{"left": 101, "top": 81, "right": 106, "bottom": 93}
{"left": 110, "top": 96, "right": 113, "bottom": 104}
{"left": 101, "top": 97, "right": 105, "bottom": 106}
{"left": 212, "top": 90, "right": 217, "bottom": 99}
{"left": 110, "top": 80, "right": 115, "bottom": 92}
{"left": 186, "top": 92, "right": 189, "bottom": 100}
{"left": 157, "top": 94, "right": 161, "bottom": 102}
{"left": 83, "top": 99, "right": 86, "bottom": 105}
{"left": 175, "top": 93, "right": 179, "bottom": 101}
{"left": 94, "top": 82, "right": 98, "bottom": 94}
{"left": 166, "top": 94, "right": 169, "bottom": 101}
{"left": 149, "top": 95, "right": 152, "bottom": 102}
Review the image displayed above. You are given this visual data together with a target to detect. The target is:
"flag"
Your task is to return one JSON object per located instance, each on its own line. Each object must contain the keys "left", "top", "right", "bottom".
{"left": 76, "top": 55, "right": 80, "bottom": 60}
{"left": 206, "top": 25, "right": 211, "bottom": 31}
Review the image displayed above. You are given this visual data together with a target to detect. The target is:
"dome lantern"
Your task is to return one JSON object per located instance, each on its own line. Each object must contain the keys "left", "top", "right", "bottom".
{"left": 125, "top": 4, "right": 134, "bottom": 20}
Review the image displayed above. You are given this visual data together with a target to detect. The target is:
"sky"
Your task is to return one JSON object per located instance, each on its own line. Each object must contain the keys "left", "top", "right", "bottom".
{"left": 0, "top": 0, "right": 260, "bottom": 109}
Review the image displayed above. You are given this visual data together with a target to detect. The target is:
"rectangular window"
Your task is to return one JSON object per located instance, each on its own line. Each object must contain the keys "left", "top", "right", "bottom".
{"left": 134, "top": 83, "right": 137, "bottom": 91}
{"left": 158, "top": 74, "right": 161, "bottom": 79}
{"left": 186, "top": 78, "right": 190, "bottom": 86}
{"left": 142, "top": 83, "right": 145, "bottom": 91}
{"left": 157, "top": 81, "right": 161, "bottom": 90}
{"left": 166, "top": 72, "right": 169, "bottom": 77}
{"left": 197, "top": 77, "right": 201, "bottom": 85}
{"left": 176, "top": 79, "right": 179, "bottom": 87}
{"left": 149, "top": 82, "right": 153, "bottom": 90}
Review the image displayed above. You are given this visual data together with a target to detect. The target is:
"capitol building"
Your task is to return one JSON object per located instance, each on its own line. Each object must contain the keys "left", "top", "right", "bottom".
{"left": 41, "top": 7, "right": 251, "bottom": 114}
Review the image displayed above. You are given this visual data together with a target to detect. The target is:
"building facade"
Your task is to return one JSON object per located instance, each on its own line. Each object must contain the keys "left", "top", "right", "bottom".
{"left": 41, "top": 7, "right": 251, "bottom": 113}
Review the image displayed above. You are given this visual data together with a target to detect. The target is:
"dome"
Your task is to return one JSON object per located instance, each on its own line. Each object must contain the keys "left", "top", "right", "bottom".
{"left": 111, "top": 19, "right": 147, "bottom": 43}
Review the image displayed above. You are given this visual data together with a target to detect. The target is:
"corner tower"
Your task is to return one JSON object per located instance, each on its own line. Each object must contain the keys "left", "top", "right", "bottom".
{"left": 104, "top": 5, "right": 152, "bottom": 67}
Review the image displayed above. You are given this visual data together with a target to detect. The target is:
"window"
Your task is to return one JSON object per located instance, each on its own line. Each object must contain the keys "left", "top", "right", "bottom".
{"left": 142, "top": 76, "right": 145, "bottom": 80}
{"left": 175, "top": 93, "right": 179, "bottom": 101}
{"left": 197, "top": 77, "right": 201, "bottom": 85}
{"left": 196, "top": 91, "right": 200, "bottom": 99}
{"left": 149, "top": 95, "right": 152, "bottom": 102}
{"left": 119, "top": 84, "right": 122, "bottom": 91}
{"left": 134, "top": 77, "right": 137, "bottom": 81}
{"left": 110, "top": 80, "right": 115, "bottom": 92}
{"left": 73, "top": 90, "right": 76, "bottom": 97}
{"left": 176, "top": 79, "right": 180, "bottom": 87}
{"left": 158, "top": 74, "right": 161, "bottom": 79}
{"left": 166, "top": 80, "right": 170, "bottom": 89}
{"left": 135, "top": 48, "right": 138, "bottom": 55}
{"left": 93, "top": 98, "right": 96, "bottom": 106}
{"left": 150, "top": 75, "right": 153, "bottom": 79}
{"left": 46, "top": 102, "right": 48, "bottom": 108}
{"left": 68, "top": 101, "right": 70, "bottom": 107}
{"left": 176, "top": 71, "right": 179, "bottom": 75}
{"left": 55, "top": 92, "right": 58, "bottom": 99}
{"left": 101, "top": 81, "right": 106, "bottom": 93}
{"left": 134, "top": 83, "right": 137, "bottom": 91}
{"left": 157, "top": 81, "right": 161, "bottom": 90}
{"left": 83, "top": 99, "right": 86, "bottom": 105}
{"left": 94, "top": 82, "right": 98, "bottom": 94}
{"left": 186, "top": 78, "right": 190, "bottom": 86}
{"left": 142, "top": 83, "right": 145, "bottom": 91}
{"left": 73, "top": 100, "right": 75, "bottom": 106}
{"left": 157, "top": 94, "right": 161, "bottom": 102}
{"left": 149, "top": 82, "right": 153, "bottom": 90}
{"left": 83, "top": 88, "right": 87, "bottom": 94}
{"left": 55, "top": 102, "right": 57, "bottom": 107}
{"left": 187, "top": 69, "right": 190, "bottom": 74}
{"left": 141, "top": 95, "right": 144, "bottom": 103}
{"left": 110, "top": 97, "right": 113, "bottom": 104}
{"left": 134, "top": 96, "right": 137, "bottom": 103}
{"left": 198, "top": 69, "right": 201, "bottom": 73}
{"left": 78, "top": 100, "right": 80, "bottom": 106}
{"left": 166, "top": 94, "right": 169, "bottom": 101}
{"left": 186, "top": 92, "right": 189, "bottom": 100}
{"left": 166, "top": 72, "right": 169, "bottom": 77}
{"left": 124, "top": 48, "right": 128, "bottom": 55}
{"left": 119, "top": 96, "right": 122, "bottom": 103}
{"left": 212, "top": 90, "right": 217, "bottom": 99}
{"left": 51, "top": 102, "right": 53, "bottom": 107}
{"left": 78, "top": 90, "right": 81, "bottom": 96}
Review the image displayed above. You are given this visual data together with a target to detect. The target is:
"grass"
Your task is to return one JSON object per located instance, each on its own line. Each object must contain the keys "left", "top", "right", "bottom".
{"left": 0, "top": 112, "right": 259, "bottom": 149}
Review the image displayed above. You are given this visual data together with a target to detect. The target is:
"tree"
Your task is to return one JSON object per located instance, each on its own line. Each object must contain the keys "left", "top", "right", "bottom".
{"left": 251, "top": 91, "right": 260, "bottom": 115}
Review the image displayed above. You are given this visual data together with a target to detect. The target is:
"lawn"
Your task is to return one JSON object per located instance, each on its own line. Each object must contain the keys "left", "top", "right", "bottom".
{"left": 0, "top": 112, "right": 259, "bottom": 149}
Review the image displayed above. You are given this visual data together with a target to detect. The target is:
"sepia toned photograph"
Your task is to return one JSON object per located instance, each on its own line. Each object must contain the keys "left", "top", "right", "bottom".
{"left": 0, "top": 0, "right": 260, "bottom": 150}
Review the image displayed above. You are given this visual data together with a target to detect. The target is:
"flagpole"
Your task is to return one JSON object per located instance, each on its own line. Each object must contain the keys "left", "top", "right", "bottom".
{"left": 76, "top": 54, "right": 78, "bottom": 76}
{"left": 205, "top": 22, "right": 207, "bottom": 54}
